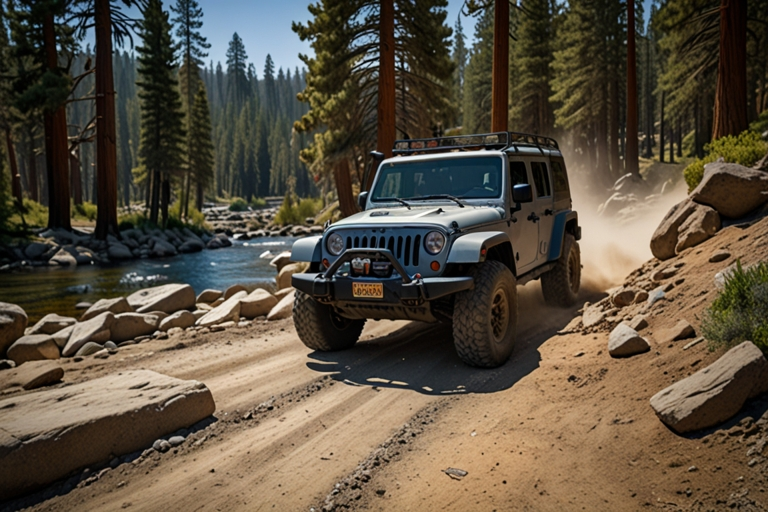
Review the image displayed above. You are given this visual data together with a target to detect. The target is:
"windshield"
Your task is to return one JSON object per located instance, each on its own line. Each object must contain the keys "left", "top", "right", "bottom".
{"left": 371, "top": 156, "right": 503, "bottom": 202}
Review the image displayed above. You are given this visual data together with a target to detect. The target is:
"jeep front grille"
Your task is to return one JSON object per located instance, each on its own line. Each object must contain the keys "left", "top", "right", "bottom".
{"left": 345, "top": 234, "right": 422, "bottom": 267}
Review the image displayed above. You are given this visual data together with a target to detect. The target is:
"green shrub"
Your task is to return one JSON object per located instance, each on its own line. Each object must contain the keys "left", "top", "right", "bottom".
{"left": 249, "top": 196, "right": 267, "bottom": 208}
{"left": 229, "top": 197, "right": 248, "bottom": 212}
{"left": 751, "top": 109, "right": 768, "bottom": 135}
{"left": 118, "top": 211, "right": 150, "bottom": 231}
{"left": 701, "top": 260, "right": 768, "bottom": 355}
{"left": 7, "top": 199, "right": 48, "bottom": 228}
{"left": 683, "top": 131, "right": 767, "bottom": 191}
{"left": 274, "top": 195, "right": 322, "bottom": 226}
{"left": 72, "top": 201, "right": 97, "bottom": 221}
{"left": 297, "top": 197, "right": 322, "bottom": 219}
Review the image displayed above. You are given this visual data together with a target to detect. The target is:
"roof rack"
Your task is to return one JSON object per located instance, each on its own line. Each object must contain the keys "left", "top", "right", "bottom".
{"left": 392, "top": 131, "right": 559, "bottom": 156}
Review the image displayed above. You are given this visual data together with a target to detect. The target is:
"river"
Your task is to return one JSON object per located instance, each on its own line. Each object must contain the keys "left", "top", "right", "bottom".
{"left": 0, "top": 237, "right": 296, "bottom": 323}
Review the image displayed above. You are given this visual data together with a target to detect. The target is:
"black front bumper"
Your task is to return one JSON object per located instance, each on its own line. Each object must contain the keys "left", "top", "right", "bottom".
{"left": 291, "top": 248, "right": 473, "bottom": 306}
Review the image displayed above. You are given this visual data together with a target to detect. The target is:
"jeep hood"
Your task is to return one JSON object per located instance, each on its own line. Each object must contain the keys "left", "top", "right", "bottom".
{"left": 329, "top": 205, "right": 504, "bottom": 231}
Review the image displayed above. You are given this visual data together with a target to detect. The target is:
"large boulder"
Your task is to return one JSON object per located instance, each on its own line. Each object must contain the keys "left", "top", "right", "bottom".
{"left": 239, "top": 289, "right": 278, "bottom": 319}
{"left": 675, "top": 204, "right": 721, "bottom": 253}
{"left": 110, "top": 313, "right": 160, "bottom": 343}
{"left": 267, "top": 290, "right": 295, "bottom": 321}
{"left": 178, "top": 238, "right": 205, "bottom": 253}
{"left": 159, "top": 310, "right": 196, "bottom": 331}
{"left": 650, "top": 199, "right": 699, "bottom": 261}
{"left": 27, "top": 313, "right": 77, "bottom": 336}
{"left": 51, "top": 324, "right": 74, "bottom": 349}
{"left": 107, "top": 241, "right": 134, "bottom": 260}
{"left": 269, "top": 251, "right": 293, "bottom": 273}
{"left": 80, "top": 297, "right": 133, "bottom": 322}
{"left": 691, "top": 162, "right": 768, "bottom": 219}
{"left": 0, "top": 303, "right": 27, "bottom": 358}
{"left": 277, "top": 262, "right": 307, "bottom": 290}
{"left": 196, "top": 291, "right": 247, "bottom": 327}
{"left": 196, "top": 289, "right": 222, "bottom": 304}
{"left": 223, "top": 284, "right": 247, "bottom": 300}
{"left": 127, "top": 284, "right": 196, "bottom": 314}
{"left": 149, "top": 236, "right": 178, "bottom": 258}
{"left": 62, "top": 312, "right": 115, "bottom": 357}
{"left": 0, "top": 360, "right": 63, "bottom": 393}
{"left": 24, "top": 242, "right": 53, "bottom": 260}
{"left": 608, "top": 323, "right": 650, "bottom": 357}
{"left": 0, "top": 369, "right": 215, "bottom": 500}
{"left": 49, "top": 248, "right": 77, "bottom": 266}
{"left": 7, "top": 335, "right": 60, "bottom": 365}
{"left": 650, "top": 341, "right": 768, "bottom": 433}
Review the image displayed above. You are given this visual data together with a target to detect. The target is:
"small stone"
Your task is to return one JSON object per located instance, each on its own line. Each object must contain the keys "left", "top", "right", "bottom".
{"left": 627, "top": 315, "right": 648, "bottom": 332}
{"left": 659, "top": 320, "right": 696, "bottom": 343}
{"left": 168, "top": 435, "right": 185, "bottom": 447}
{"left": 688, "top": 466, "right": 698, "bottom": 472}
{"left": 608, "top": 323, "right": 650, "bottom": 358}
{"left": 647, "top": 288, "right": 666, "bottom": 306}
{"left": 573, "top": 351, "right": 585, "bottom": 358}
{"left": 683, "top": 337, "right": 705, "bottom": 350}
{"left": 709, "top": 250, "right": 731, "bottom": 263}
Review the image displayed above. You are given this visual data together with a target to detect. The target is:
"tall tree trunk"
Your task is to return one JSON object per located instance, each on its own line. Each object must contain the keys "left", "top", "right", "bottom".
{"left": 375, "top": 0, "right": 395, "bottom": 187}
{"left": 712, "top": 0, "right": 747, "bottom": 139}
{"left": 610, "top": 78, "right": 621, "bottom": 178}
{"left": 677, "top": 117, "right": 683, "bottom": 158}
{"left": 196, "top": 181, "right": 204, "bottom": 212}
{"left": 335, "top": 159, "right": 357, "bottom": 218}
{"left": 26, "top": 129, "right": 39, "bottom": 202}
{"left": 643, "top": 34, "right": 653, "bottom": 158}
{"left": 94, "top": 0, "right": 120, "bottom": 239}
{"left": 184, "top": 173, "right": 192, "bottom": 219}
{"left": 626, "top": 0, "right": 639, "bottom": 177}
{"left": 659, "top": 91, "right": 665, "bottom": 163}
{"left": 70, "top": 146, "right": 83, "bottom": 205}
{"left": 43, "top": 13, "right": 71, "bottom": 230}
{"left": 161, "top": 175, "right": 170, "bottom": 228}
{"left": 150, "top": 169, "right": 160, "bottom": 224}
{"left": 491, "top": 0, "right": 509, "bottom": 132}
{"left": 669, "top": 124, "right": 675, "bottom": 163}
{"left": 5, "top": 129, "right": 23, "bottom": 211}
{"left": 694, "top": 95, "right": 701, "bottom": 157}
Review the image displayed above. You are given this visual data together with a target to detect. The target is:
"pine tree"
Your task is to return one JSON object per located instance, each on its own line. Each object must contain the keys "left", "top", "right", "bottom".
{"left": 189, "top": 81, "right": 214, "bottom": 210}
{"left": 170, "top": 0, "right": 209, "bottom": 217}
{"left": 451, "top": 17, "right": 468, "bottom": 128}
{"left": 136, "top": 0, "right": 185, "bottom": 226}
{"left": 225, "top": 32, "right": 248, "bottom": 111}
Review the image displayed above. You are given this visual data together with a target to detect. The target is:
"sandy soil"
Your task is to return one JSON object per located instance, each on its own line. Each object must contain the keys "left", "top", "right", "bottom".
{"left": 6, "top": 184, "right": 768, "bottom": 512}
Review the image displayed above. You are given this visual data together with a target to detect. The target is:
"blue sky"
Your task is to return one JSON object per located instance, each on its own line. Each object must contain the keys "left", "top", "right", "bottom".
{"left": 100, "top": 1, "right": 476, "bottom": 76}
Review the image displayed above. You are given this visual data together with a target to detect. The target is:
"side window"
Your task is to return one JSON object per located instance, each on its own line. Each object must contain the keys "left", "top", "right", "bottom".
{"left": 530, "top": 162, "right": 551, "bottom": 197}
{"left": 509, "top": 161, "right": 528, "bottom": 186}
{"left": 551, "top": 160, "right": 570, "bottom": 202}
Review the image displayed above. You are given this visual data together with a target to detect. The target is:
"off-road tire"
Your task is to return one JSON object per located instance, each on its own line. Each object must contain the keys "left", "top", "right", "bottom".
{"left": 452, "top": 260, "right": 518, "bottom": 368}
{"left": 541, "top": 233, "right": 581, "bottom": 307}
{"left": 293, "top": 290, "right": 365, "bottom": 351}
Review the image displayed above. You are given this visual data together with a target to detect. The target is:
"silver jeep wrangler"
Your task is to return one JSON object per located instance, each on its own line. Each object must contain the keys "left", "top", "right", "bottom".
{"left": 290, "top": 132, "right": 581, "bottom": 368}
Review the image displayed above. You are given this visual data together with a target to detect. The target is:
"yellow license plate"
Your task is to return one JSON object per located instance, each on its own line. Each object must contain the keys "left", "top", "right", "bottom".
{"left": 352, "top": 282, "right": 384, "bottom": 299}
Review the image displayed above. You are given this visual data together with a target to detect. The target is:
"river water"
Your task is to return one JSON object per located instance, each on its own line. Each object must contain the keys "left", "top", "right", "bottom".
{"left": 0, "top": 237, "right": 296, "bottom": 323}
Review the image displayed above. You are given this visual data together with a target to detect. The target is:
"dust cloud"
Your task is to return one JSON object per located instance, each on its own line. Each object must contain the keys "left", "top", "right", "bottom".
{"left": 571, "top": 177, "right": 688, "bottom": 293}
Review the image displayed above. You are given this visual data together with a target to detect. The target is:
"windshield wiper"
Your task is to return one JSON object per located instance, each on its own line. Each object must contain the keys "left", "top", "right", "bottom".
{"left": 377, "top": 197, "right": 411, "bottom": 209}
{"left": 405, "top": 194, "right": 465, "bottom": 208}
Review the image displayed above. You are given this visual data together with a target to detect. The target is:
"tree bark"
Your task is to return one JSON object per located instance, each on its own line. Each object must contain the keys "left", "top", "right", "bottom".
{"left": 335, "top": 159, "right": 358, "bottom": 218}
{"left": 26, "top": 129, "right": 39, "bottom": 202}
{"left": 196, "top": 181, "right": 204, "bottom": 212}
{"left": 610, "top": 78, "right": 621, "bottom": 178}
{"left": 375, "top": 0, "right": 395, "bottom": 186}
{"left": 5, "top": 128, "right": 23, "bottom": 211}
{"left": 659, "top": 91, "right": 665, "bottom": 163}
{"left": 43, "top": 13, "right": 71, "bottom": 230}
{"left": 491, "top": 0, "right": 509, "bottom": 132}
{"left": 625, "top": 0, "right": 639, "bottom": 177}
{"left": 70, "top": 146, "right": 82, "bottom": 205}
{"left": 94, "top": 0, "right": 120, "bottom": 239}
{"left": 669, "top": 124, "right": 675, "bottom": 163}
{"left": 712, "top": 0, "right": 748, "bottom": 139}
{"left": 161, "top": 175, "right": 170, "bottom": 228}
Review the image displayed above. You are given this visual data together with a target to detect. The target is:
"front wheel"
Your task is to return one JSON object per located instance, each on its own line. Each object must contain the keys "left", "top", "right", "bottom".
{"left": 540, "top": 233, "right": 581, "bottom": 307}
{"left": 452, "top": 260, "right": 518, "bottom": 368}
{"left": 293, "top": 290, "right": 365, "bottom": 351}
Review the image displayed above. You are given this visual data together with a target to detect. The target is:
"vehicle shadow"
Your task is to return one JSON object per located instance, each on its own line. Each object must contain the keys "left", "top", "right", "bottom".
{"left": 306, "top": 283, "right": 605, "bottom": 395}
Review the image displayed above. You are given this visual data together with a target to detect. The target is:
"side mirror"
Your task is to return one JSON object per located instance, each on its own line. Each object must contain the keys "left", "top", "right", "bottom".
{"left": 358, "top": 191, "right": 369, "bottom": 211}
{"left": 512, "top": 184, "right": 533, "bottom": 204}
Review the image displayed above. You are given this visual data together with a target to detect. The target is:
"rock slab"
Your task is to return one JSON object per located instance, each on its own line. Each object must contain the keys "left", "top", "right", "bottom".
{"left": 650, "top": 341, "right": 768, "bottom": 433}
{"left": 0, "top": 360, "right": 63, "bottom": 392}
{"left": 608, "top": 323, "right": 650, "bottom": 357}
{"left": 62, "top": 312, "right": 115, "bottom": 357}
{"left": 27, "top": 314, "right": 77, "bottom": 336}
{"left": 0, "top": 369, "right": 216, "bottom": 500}
{"left": 7, "top": 335, "right": 59, "bottom": 365}
{"left": 0, "top": 303, "right": 28, "bottom": 359}
{"left": 691, "top": 162, "right": 768, "bottom": 219}
{"left": 196, "top": 291, "right": 247, "bottom": 327}
{"left": 127, "top": 284, "right": 196, "bottom": 314}
{"left": 80, "top": 297, "right": 133, "bottom": 322}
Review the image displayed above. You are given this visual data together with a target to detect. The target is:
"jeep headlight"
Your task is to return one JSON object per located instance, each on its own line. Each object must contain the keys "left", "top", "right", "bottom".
{"left": 424, "top": 231, "right": 445, "bottom": 255}
{"left": 326, "top": 232, "right": 344, "bottom": 256}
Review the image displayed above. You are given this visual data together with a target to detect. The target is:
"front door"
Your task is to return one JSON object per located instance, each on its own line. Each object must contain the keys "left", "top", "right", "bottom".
{"left": 508, "top": 159, "right": 539, "bottom": 273}
{"left": 529, "top": 158, "right": 555, "bottom": 261}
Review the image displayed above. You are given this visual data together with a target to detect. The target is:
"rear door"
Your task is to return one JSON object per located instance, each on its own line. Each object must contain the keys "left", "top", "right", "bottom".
{"left": 529, "top": 158, "right": 555, "bottom": 260}
{"left": 507, "top": 158, "right": 539, "bottom": 273}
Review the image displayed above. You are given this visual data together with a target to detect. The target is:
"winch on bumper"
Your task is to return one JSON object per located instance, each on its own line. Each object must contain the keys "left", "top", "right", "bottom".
{"left": 291, "top": 248, "right": 473, "bottom": 307}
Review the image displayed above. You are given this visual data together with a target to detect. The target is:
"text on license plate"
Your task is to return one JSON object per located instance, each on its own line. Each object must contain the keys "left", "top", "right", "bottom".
{"left": 352, "top": 282, "right": 384, "bottom": 299}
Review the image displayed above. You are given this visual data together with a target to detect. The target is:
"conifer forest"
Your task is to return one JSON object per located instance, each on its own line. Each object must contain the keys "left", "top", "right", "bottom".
{"left": 0, "top": 0, "right": 767, "bottom": 234}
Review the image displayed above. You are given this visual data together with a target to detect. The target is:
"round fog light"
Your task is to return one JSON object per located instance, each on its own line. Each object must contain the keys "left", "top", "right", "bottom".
{"left": 430, "top": 261, "right": 440, "bottom": 271}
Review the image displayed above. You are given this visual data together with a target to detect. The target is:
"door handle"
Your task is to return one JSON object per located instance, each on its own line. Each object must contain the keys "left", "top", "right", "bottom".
{"left": 527, "top": 213, "right": 540, "bottom": 223}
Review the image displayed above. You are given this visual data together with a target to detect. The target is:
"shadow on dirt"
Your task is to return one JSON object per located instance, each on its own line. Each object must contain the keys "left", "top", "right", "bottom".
{"left": 306, "top": 283, "right": 605, "bottom": 395}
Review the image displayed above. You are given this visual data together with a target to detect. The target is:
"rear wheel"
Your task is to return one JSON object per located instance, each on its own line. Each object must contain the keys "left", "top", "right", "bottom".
{"left": 293, "top": 290, "right": 365, "bottom": 351}
{"left": 541, "top": 233, "right": 581, "bottom": 307}
{"left": 452, "top": 260, "right": 518, "bottom": 368}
